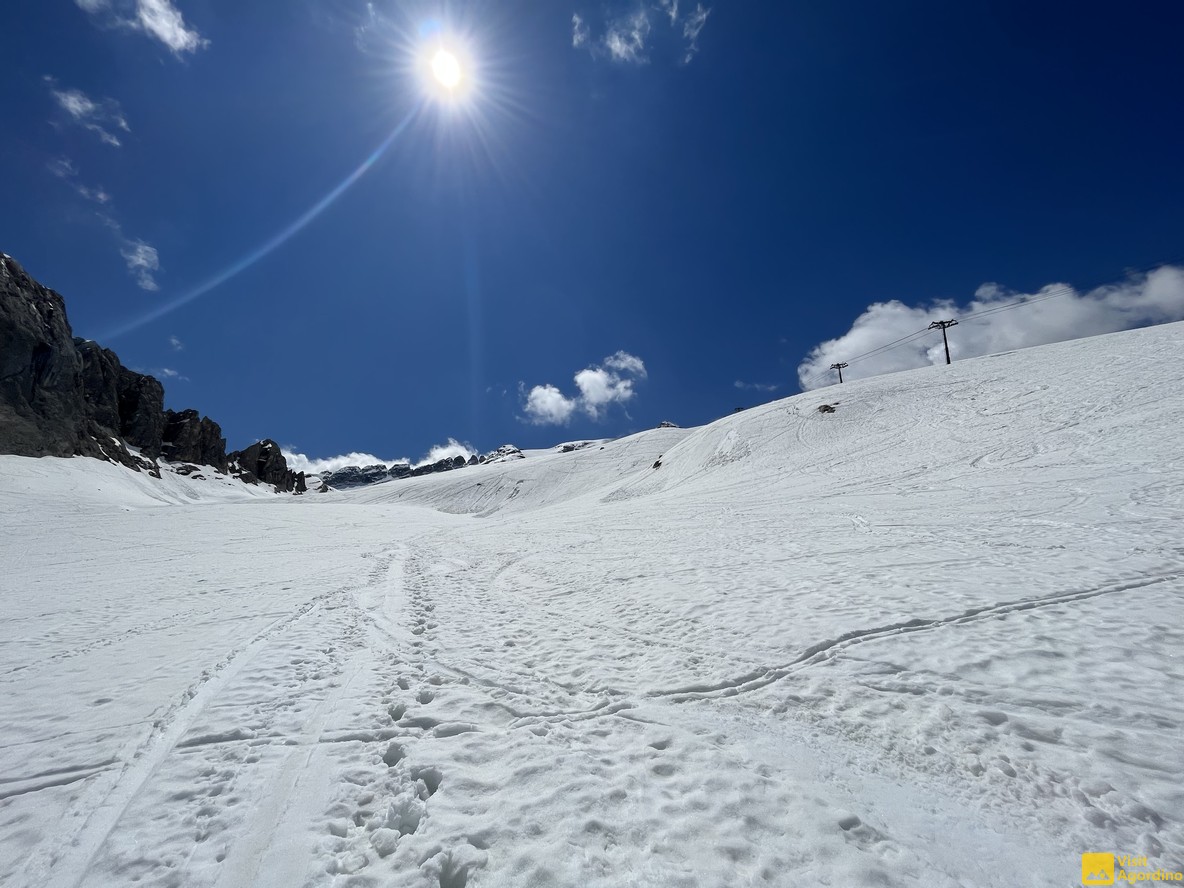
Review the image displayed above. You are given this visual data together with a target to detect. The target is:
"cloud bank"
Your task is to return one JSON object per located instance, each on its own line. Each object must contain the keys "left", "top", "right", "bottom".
{"left": 283, "top": 450, "right": 397, "bottom": 474}
{"left": 283, "top": 439, "right": 476, "bottom": 475}
{"left": 522, "top": 351, "right": 647, "bottom": 425}
{"left": 797, "top": 266, "right": 1184, "bottom": 389}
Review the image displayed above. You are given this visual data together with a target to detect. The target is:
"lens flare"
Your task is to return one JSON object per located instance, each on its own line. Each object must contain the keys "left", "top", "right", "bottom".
{"left": 98, "top": 104, "right": 422, "bottom": 341}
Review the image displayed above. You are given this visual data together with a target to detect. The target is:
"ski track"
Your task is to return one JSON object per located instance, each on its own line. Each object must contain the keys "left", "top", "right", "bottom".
{"left": 23, "top": 592, "right": 333, "bottom": 888}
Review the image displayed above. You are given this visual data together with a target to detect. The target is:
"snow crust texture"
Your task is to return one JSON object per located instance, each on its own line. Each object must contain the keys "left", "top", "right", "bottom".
{"left": 2, "top": 322, "right": 1183, "bottom": 887}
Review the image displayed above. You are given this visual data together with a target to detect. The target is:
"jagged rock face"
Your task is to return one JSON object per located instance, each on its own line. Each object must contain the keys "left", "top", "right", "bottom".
{"left": 163, "top": 409, "right": 228, "bottom": 471}
{"left": 321, "top": 464, "right": 394, "bottom": 489}
{"left": 409, "top": 454, "right": 467, "bottom": 477}
{"left": 75, "top": 339, "right": 122, "bottom": 438}
{"left": 2, "top": 253, "right": 300, "bottom": 492}
{"left": 116, "top": 366, "right": 165, "bottom": 455}
{"left": 74, "top": 340, "right": 166, "bottom": 457}
{"left": 0, "top": 254, "right": 87, "bottom": 458}
{"left": 321, "top": 452, "right": 482, "bottom": 490}
{"left": 0, "top": 254, "right": 164, "bottom": 467}
{"left": 230, "top": 439, "right": 294, "bottom": 492}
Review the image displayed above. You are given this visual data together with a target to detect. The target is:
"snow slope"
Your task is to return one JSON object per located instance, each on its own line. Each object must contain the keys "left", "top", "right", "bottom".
{"left": 2, "top": 322, "right": 1182, "bottom": 887}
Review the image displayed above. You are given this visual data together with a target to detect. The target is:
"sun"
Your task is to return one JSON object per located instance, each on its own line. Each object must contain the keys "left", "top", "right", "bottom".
{"left": 419, "top": 40, "right": 473, "bottom": 103}
{"left": 431, "top": 49, "right": 463, "bottom": 91}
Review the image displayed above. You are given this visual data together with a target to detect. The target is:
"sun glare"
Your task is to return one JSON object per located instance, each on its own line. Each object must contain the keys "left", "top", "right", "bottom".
{"left": 431, "top": 49, "right": 463, "bottom": 91}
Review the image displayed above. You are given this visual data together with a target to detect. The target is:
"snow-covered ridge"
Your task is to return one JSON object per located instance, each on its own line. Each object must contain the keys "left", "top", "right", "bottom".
{"left": 2, "top": 321, "right": 1182, "bottom": 887}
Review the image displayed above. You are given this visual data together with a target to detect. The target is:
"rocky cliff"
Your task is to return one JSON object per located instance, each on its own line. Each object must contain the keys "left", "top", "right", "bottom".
{"left": 0, "top": 252, "right": 284, "bottom": 487}
{"left": 229, "top": 439, "right": 304, "bottom": 493}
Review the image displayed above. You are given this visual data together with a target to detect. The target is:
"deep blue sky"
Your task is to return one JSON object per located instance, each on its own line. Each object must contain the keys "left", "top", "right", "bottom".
{"left": 3, "top": 1, "right": 1182, "bottom": 465}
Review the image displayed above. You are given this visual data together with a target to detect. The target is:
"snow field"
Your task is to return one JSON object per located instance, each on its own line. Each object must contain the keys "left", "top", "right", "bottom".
{"left": 2, "top": 321, "right": 1183, "bottom": 886}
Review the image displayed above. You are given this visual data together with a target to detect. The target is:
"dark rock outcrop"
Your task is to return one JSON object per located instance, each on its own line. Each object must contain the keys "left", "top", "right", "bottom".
{"left": 75, "top": 339, "right": 166, "bottom": 457}
{"left": 1, "top": 252, "right": 308, "bottom": 494}
{"left": 321, "top": 464, "right": 395, "bottom": 489}
{"left": 229, "top": 439, "right": 296, "bottom": 492}
{"left": 2, "top": 253, "right": 162, "bottom": 469}
{"left": 117, "top": 366, "right": 165, "bottom": 455}
{"left": 320, "top": 450, "right": 488, "bottom": 491}
{"left": 1, "top": 254, "right": 92, "bottom": 459}
{"left": 410, "top": 454, "right": 467, "bottom": 477}
{"left": 163, "top": 410, "right": 228, "bottom": 471}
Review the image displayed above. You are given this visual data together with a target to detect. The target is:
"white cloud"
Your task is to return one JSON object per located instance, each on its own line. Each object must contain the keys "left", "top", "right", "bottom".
{"left": 603, "top": 350, "right": 648, "bottom": 377}
{"left": 93, "top": 210, "right": 163, "bottom": 291}
{"left": 522, "top": 351, "right": 647, "bottom": 425}
{"left": 47, "top": 156, "right": 79, "bottom": 179}
{"left": 575, "top": 367, "right": 638, "bottom": 418}
{"left": 120, "top": 239, "right": 161, "bottom": 291}
{"left": 572, "top": 13, "right": 590, "bottom": 48}
{"left": 47, "top": 80, "right": 130, "bottom": 147}
{"left": 797, "top": 266, "right": 1184, "bottom": 389}
{"left": 523, "top": 383, "right": 578, "bottom": 425}
{"left": 74, "top": 0, "right": 207, "bottom": 55}
{"left": 605, "top": 10, "right": 652, "bottom": 63}
{"left": 573, "top": 3, "right": 709, "bottom": 65}
{"left": 680, "top": 4, "right": 710, "bottom": 62}
{"left": 735, "top": 380, "right": 780, "bottom": 392}
{"left": 168, "top": 335, "right": 184, "bottom": 351}
{"left": 91, "top": 211, "right": 164, "bottom": 292}
{"left": 415, "top": 438, "right": 474, "bottom": 467}
{"left": 53, "top": 89, "right": 98, "bottom": 119}
{"left": 134, "top": 365, "right": 189, "bottom": 382}
{"left": 77, "top": 184, "right": 112, "bottom": 204}
{"left": 134, "top": 0, "right": 207, "bottom": 54}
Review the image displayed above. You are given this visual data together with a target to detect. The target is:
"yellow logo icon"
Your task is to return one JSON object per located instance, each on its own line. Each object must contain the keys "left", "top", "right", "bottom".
{"left": 1082, "top": 853, "right": 1115, "bottom": 885}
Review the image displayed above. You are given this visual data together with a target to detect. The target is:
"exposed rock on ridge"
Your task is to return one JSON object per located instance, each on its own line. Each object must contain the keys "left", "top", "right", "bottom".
{"left": 229, "top": 439, "right": 303, "bottom": 493}
{"left": 319, "top": 445, "right": 526, "bottom": 491}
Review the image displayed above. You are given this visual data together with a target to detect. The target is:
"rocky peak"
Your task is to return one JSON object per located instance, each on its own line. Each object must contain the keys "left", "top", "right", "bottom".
{"left": 229, "top": 438, "right": 298, "bottom": 492}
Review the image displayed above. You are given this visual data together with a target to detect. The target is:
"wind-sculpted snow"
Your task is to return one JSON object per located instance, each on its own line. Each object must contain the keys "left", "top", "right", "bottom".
{"left": 2, "top": 322, "right": 1183, "bottom": 887}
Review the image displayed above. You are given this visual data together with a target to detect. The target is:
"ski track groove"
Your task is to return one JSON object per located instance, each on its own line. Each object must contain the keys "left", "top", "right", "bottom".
{"left": 20, "top": 588, "right": 339, "bottom": 888}
{"left": 651, "top": 572, "right": 1181, "bottom": 702}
